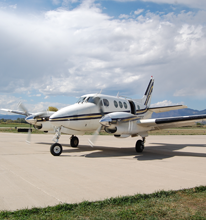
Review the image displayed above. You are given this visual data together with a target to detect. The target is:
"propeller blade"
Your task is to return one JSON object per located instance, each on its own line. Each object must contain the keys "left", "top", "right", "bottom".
{"left": 88, "top": 97, "right": 105, "bottom": 147}
{"left": 88, "top": 125, "right": 102, "bottom": 147}
{"left": 94, "top": 98, "right": 104, "bottom": 117}
{"left": 26, "top": 125, "right": 32, "bottom": 144}
{"left": 18, "top": 102, "right": 29, "bottom": 116}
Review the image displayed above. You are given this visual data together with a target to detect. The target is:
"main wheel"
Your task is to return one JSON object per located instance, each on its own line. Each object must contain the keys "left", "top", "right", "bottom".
{"left": 50, "top": 143, "right": 62, "bottom": 156}
{"left": 135, "top": 140, "right": 144, "bottom": 153}
{"left": 70, "top": 136, "right": 79, "bottom": 148}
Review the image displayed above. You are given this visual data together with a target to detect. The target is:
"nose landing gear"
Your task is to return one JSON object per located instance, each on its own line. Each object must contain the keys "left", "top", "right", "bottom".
{"left": 50, "top": 127, "right": 79, "bottom": 156}
{"left": 50, "top": 143, "right": 63, "bottom": 156}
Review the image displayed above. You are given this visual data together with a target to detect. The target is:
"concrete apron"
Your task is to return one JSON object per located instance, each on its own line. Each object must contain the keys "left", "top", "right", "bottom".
{"left": 0, "top": 133, "right": 206, "bottom": 211}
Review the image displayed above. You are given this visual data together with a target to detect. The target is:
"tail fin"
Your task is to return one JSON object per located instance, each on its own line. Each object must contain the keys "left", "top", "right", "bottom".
{"left": 142, "top": 77, "right": 154, "bottom": 107}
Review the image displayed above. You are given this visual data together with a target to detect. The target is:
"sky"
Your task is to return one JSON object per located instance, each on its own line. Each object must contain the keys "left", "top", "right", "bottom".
{"left": 0, "top": 0, "right": 206, "bottom": 114}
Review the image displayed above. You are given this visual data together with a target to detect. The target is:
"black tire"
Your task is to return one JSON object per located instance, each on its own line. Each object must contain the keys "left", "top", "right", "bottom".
{"left": 70, "top": 136, "right": 79, "bottom": 148}
{"left": 50, "top": 143, "right": 62, "bottom": 156}
{"left": 135, "top": 140, "right": 144, "bottom": 153}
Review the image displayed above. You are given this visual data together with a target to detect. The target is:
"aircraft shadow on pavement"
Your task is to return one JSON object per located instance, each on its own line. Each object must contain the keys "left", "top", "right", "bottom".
{"left": 36, "top": 142, "right": 206, "bottom": 161}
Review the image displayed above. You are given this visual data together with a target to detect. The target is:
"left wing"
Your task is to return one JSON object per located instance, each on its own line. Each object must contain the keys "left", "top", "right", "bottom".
{"left": 137, "top": 114, "right": 206, "bottom": 129}
{"left": 100, "top": 112, "right": 206, "bottom": 136}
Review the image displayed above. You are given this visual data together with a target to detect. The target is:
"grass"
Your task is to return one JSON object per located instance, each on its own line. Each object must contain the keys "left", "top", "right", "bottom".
{"left": 0, "top": 123, "right": 30, "bottom": 128}
{"left": 0, "top": 127, "right": 45, "bottom": 134}
{"left": 0, "top": 123, "right": 45, "bottom": 134}
{"left": 1, "top": 123, "right": 206, "bottom": 135}
{"left": 149, "top": 129, "right": 206, "bottom": 135}
{"left": 0, "top": 186, "right": 206, "bottom": 219}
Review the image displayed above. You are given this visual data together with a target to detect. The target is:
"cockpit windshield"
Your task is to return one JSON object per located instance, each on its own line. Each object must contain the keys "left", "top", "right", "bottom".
{"left": 87, "top": 97, "right": 102, "bottom": 106}
{"left": 76, "top": 96, "right": 103, "bottom": 106}
{"left": 76, "top": 97, "right": 86, "bottom": 104}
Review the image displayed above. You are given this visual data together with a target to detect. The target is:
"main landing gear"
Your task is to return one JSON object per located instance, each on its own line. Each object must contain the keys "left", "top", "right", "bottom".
{"left": 70, "top": 135, "right": 79, "bottom": 148}
{"left": 135, "top": 137, "right": 145, "bottom": 153}
{"left": 50, "top": 128, "right": 79, "bottom": 156}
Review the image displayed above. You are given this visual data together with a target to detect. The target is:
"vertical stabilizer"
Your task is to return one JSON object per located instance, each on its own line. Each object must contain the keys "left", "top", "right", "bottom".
{"left": 142, "top": 77, "right": 154, "bottom": 107}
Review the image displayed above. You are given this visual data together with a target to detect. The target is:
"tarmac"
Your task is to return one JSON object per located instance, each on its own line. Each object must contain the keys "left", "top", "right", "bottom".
{"left": 0, "top": 133, "right": 206, "bottom": 211}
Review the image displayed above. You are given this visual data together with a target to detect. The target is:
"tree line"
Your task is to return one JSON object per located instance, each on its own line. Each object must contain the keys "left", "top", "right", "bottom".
{"left": 0, "top": 118, "right": 26, "bottom": 124}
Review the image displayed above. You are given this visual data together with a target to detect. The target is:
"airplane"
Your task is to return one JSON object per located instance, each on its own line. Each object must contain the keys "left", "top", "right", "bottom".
{"left": 48, "top": 77, "right": 206, "bottom": 156}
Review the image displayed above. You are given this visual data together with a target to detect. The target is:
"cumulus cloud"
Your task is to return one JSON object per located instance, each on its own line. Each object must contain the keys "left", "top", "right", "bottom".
{"left": 0, "top": 95, "right": 25, "bottom": 114}
{"left": 0, "top": 0, "right": 206, "bottom": 106}
{"left": 25, "top": 102, "right": 68, "bottom": 112}
{"left": 9, "top": 4, "right": 17, "bottom": 9}
{"left": 151, "top": 100, "right": 182, "bottom": 107}
{"left": 0, "top": 94, "right": 67, "bottom": 115}
{"left": 134, "top": 9, "right": 144, "bottom": 15}
{"left": 141, "top": 0, "right": 206, "bottom": 10}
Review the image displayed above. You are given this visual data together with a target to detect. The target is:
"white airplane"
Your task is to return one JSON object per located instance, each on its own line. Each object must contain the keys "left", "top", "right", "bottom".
{"left": 48, "top": 77, "right": 206, "bottom": 156}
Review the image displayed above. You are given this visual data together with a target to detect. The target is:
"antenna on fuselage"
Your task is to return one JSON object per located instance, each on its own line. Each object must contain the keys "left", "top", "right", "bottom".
{"left": 117, "top": 92, "right": 119, "bottom": 98}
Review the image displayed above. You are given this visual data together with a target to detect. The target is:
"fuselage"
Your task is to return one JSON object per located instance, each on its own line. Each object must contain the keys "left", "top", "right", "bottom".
{"left": 49, "top": 94, "right": 151, "bottom": 133}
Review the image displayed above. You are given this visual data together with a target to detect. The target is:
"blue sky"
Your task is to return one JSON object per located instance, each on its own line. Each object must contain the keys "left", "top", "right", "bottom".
{"left": 0, "top": 0, "right": 206, "bottom": 113}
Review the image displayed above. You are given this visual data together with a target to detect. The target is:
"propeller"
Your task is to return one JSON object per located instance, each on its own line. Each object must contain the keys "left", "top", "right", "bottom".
{"left": 18, "top": 102, "right": 30, "bottom": 116}
{"left": 17, "top": 102, "right": 32, "bottom": 143}
{"left": 26, "top": 124, "right": 32, "bottom": 144}
{"left": 88, "top": 98, "right": 105, "bottom": 147}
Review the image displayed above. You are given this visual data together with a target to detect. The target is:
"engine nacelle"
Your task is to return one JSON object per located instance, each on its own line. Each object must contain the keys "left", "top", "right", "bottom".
{"left": 104, "top": 123, "right": 133, "bottom": 135}
{"left": 102, "top": 112, "right": 150, "bottom": 137}
{"left": 114, "top": 134, "right": 130, "bottom": 138}
{"left": 34, "top": 121, "right": 54, "bottom": 132}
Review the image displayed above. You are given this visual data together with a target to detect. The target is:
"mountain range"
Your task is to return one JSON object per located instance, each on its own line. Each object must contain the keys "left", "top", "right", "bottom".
{"left": 0, "top": 115, "right": 25, "bottom": 120}
{"left": 151, "top": 108, "right": 206, "bottom": 118}
{"left": 1, "top": 108, "right": 206, "bottom": 120}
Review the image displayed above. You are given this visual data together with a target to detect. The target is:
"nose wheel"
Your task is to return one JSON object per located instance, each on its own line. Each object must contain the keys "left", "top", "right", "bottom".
{"left": 50, "top": 143, "right": 62, "bottom": 156}
{"left": 70, "top": 136, "right": 79, "bottom": 147}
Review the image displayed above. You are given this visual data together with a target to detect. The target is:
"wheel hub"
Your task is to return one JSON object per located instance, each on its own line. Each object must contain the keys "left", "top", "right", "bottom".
{"left": 54, "top": 146, "right": 61, "bottom": 154}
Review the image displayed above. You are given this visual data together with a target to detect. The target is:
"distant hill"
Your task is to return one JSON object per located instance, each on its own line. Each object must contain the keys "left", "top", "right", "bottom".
{"left": 0, "top": 114, "right": 25, "bottom": 120}
{"left": 1, "top": 108, "right": 206, "bottom": 120}
{"left": 152, "top": 108, "right": 206, "bottom": 118}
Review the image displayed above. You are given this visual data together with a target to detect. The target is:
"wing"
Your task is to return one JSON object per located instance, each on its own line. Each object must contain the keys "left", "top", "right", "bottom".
{"left": 33, "top": 111, "right": 55, "bottom": 118}
{"left": 0, "top": 108, "right": 29, "bottom": 116}
{"left": 138, "top": 114, "right": 206, "bottom": 129}
{"left": 148, "top": 105, "right": 187, "bottom": 113}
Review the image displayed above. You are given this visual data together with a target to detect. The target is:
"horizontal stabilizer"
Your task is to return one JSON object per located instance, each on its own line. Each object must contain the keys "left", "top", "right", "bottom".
{"left": 148, "top": 105, "right": 187, "bottom": 113}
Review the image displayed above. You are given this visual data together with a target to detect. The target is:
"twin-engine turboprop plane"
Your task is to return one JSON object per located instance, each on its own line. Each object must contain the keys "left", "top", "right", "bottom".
{"left": 49, "top": 77, "right": 206, "bottom": 156}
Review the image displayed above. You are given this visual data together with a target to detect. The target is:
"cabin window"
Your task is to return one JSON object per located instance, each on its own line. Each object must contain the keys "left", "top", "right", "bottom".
{"left": 137, "top": 105, "right": 140, "bottom": 110}
{"left": 103, "top": 99, "right": 109, "bottom": 107}
{"left": 119, "top": 101, "right": 123, "bottom": 108}
{"left": 114, "top": 100, "right": 118, "bottom": 108}
{"left": 123, "top": 102, "right": 127, "bottom": 109}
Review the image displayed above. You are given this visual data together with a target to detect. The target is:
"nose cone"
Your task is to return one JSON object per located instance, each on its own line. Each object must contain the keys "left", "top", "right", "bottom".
{"left": 99, "top": 115, "right": 112, "bottom": 127}
{"left": 25, "top": 115, "right": 37, "bottom": 125}
{"left": 49, "top": 107, "right": 72, "bottom": 127}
